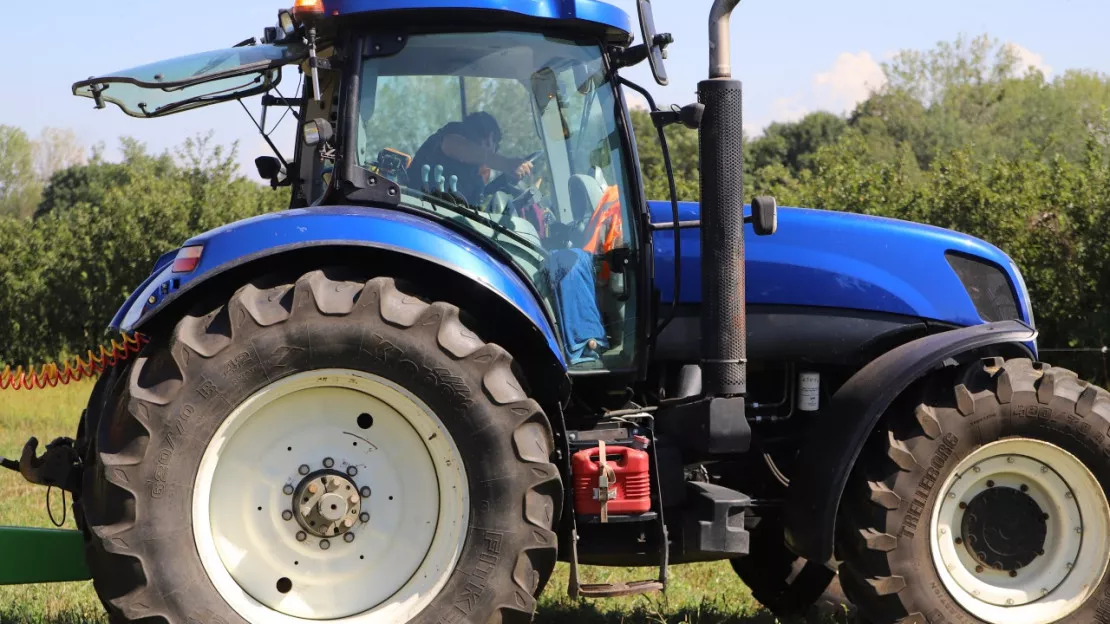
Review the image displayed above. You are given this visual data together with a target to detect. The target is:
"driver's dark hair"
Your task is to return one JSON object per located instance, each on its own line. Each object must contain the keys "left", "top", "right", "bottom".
{"left": 460, "top": 111, "right": 502, "bottom": 147}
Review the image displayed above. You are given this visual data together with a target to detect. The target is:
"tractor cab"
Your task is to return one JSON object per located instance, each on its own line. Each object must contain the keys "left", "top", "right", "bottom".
{"left": 75, "top": 0, "right": 653, "bottom": 372}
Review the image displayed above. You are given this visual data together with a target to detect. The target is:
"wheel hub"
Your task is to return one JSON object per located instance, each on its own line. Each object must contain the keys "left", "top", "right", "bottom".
{"left": 293, "top": 471, "right": 363, "bottom": 538}
{"left": 961, "top": 485, "right": 1046, "bottom": 572}
{"left": 193, "top": 370, "right": 469, "bottom": 622}
{"left": 930, "top": 439, "right": 1110, "bottom": 624}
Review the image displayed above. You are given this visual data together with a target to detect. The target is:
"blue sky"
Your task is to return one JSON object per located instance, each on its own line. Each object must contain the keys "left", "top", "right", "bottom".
{"left": 7, "top": 0, "right": 1109, "bottom": 175}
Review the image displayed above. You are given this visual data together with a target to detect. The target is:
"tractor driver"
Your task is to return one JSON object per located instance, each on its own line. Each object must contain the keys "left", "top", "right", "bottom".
{"left": 408, "top": 112, "right": 535, "bottom": 205}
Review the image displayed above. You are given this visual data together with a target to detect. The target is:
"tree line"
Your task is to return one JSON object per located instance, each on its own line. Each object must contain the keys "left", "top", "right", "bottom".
{"left": 0, "top": 136, "right": 283, "bottom": 364}
{"left": 1, "top": 35, "right": 1108, "bottom": 380}
{"left": 634, "top": 35, "right": 1110, "bottom": 380}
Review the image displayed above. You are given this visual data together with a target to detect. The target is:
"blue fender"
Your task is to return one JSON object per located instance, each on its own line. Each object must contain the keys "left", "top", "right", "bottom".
{"left": 111, "top": 206, "right": 566, "bottom": 370}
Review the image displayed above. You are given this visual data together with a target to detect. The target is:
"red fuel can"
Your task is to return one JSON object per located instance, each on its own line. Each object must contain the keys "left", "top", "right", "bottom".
{"left": 572, "top": 445, "right": 652, "bottom": 516}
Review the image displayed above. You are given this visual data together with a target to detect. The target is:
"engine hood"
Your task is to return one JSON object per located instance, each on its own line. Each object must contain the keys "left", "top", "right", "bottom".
{"left": 649, "top": 202, "right": 1034, "bottom": 328}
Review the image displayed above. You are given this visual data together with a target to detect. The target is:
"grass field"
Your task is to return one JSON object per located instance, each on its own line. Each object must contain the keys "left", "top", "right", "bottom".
{"left": 0, "top": 381, "right": 856, "bottom": 624}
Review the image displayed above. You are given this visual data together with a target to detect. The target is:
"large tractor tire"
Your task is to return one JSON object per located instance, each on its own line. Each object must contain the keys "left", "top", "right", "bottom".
{"left": 836, "top": 357, "right": 1110, "bottom": 624}
{"left": 731, "top": 516, "right": 838, "bottom": 618}
{"left": 81, "top": 270, "right": 562, "bottom": 624}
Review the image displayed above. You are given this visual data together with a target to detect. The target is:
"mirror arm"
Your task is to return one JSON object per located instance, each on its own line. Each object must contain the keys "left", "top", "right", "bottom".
{"left": 610, "top": 44, "right": 649, "bottom": 71}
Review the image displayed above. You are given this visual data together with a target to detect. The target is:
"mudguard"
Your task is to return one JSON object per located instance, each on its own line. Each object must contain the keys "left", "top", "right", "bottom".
{"left": 783, "top": 319, "right": 1038, "bottom": 564}
{"left": 111, "top": 206, "right": 565, "bottom": 370}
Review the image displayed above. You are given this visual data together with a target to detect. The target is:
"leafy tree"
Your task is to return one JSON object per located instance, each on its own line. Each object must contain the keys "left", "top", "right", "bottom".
{"left": 0, "top": 126, "right": 42, "bottom": 218}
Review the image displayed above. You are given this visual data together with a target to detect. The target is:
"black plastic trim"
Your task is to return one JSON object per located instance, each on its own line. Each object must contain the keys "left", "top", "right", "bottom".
{"left": 783, "top": 319, "right": 1038, "bottom": 563}
{"left": 654, "top": 304, "right": 930, "bottom": 365}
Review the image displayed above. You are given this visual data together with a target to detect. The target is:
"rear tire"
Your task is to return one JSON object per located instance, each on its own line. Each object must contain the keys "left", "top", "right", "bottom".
{"left": 81, "top": 270, "right": 561, "bottom": 623}
{"left": 836, "top": 358, "right": 1110, "bottom": 624}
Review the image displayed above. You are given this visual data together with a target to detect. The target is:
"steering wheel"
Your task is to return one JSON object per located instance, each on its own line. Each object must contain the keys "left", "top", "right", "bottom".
{"left": 481, "top": 150, "right": 547, "bottom": 199}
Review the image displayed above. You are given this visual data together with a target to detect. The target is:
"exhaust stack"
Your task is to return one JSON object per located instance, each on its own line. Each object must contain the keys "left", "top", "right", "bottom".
{"left": 699, "top": 0, "right": 746, "bottom": 397}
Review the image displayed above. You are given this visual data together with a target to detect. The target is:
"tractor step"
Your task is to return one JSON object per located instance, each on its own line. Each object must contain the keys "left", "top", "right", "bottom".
{"left": 575, "top": 579, "right": 665, "bottom": 598}
{"left": 0, "top": 528, "right": 90, "bottom": 585}
{"left": 681, "top": 481, "right": 751, "bottom": 558}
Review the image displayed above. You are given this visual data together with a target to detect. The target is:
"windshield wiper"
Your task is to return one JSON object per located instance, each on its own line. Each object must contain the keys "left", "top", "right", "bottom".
{"left": 406, "top": 189, "right": 548, "bottom": 256}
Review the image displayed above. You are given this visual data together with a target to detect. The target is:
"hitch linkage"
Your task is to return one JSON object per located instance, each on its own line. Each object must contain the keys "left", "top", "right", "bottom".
{"left": 0, "top": 437, "right": 81, "bottom": 493}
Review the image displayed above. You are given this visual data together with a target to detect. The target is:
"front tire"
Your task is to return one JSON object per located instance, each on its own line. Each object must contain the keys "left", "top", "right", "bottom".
{"left": 730, "top": 518, "right": 837, "bottom": 617}
{"left": 82, "top": 270, "right": 561, "bottom": 624}
{"left": 837, "top": 358, "right": 1110, "bottom": 624}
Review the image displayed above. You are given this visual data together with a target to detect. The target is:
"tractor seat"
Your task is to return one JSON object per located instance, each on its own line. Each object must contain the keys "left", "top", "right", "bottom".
{"left": 569, "top": 174, "right": 604, "bottom": 225}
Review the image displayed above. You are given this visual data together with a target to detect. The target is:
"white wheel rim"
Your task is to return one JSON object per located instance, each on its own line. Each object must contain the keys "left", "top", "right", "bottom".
{"left": 193, "top": 369, "right": 469, "bottom": 623}
{"left": 930, "top": 438, "right": 1110, "bottom": 624}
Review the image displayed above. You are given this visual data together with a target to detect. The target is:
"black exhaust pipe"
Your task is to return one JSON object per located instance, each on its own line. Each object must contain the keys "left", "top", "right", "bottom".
{"left": 699, "top": 0, "right": 745, "bottom": 397}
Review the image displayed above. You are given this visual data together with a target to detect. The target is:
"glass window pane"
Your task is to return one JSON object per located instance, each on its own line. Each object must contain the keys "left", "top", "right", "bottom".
{"left": 356, "top": 31, "right": 639, "bottom": 370}
{"left": 73, "top": 43, "right": 305, "bottom": 118}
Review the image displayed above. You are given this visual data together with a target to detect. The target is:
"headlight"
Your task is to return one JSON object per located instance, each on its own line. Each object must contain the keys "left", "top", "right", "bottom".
{"left": 946, "top": 252, "right": 1020, "bottom": 323}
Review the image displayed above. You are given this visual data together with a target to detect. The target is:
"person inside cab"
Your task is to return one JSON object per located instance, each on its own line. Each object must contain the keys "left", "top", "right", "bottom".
{"left": 408, "top": 112, "right": 535, "bottom": 205}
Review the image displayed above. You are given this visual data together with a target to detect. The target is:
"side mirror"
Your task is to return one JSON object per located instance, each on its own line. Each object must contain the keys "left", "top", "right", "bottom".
{"left": 255, "top": 156, "right": 289, "bottom": 188}
{"left": 750, "top": 196, "right": 778, "bottom": 236}
{"left": 637, "top": 0, "right": 670, "bottom": 86}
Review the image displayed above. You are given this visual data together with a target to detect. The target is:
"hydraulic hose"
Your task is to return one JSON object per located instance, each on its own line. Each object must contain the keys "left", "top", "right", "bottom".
{"left": 0, "top": 332, "right": 146, "bottom": 391}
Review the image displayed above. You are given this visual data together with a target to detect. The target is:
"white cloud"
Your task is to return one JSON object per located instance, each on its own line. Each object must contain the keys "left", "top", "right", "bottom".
{"left": 813, "top": 51, "right": 887, "bottom": 113}
{"left": 749, "top": 50, "right": 886, "bottom": 136}
{"left": 1006, "top": 43, "right": 1053, "bottom": 78}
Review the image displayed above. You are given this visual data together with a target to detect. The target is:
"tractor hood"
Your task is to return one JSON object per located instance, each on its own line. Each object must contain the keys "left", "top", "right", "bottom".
{"left": 650, "top": 202, "right": 1034, "bottom": 328}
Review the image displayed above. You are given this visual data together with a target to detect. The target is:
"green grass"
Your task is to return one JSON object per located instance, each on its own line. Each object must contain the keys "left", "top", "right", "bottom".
{"left": 0, "top": 382, "right": 854, "bottom": 623}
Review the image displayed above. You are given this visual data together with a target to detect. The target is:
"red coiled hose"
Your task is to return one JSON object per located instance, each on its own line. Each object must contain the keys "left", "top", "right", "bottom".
{"left": 0, "top": 333, "right": 147, "bottom": 391}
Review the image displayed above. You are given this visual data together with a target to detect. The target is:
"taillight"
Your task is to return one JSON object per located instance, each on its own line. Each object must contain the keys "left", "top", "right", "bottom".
{"left": 172, "top": 246, "right": 204, "bottom": 273}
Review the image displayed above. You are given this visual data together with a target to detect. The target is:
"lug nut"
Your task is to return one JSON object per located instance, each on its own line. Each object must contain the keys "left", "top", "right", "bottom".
{"left": 986, "top": 480, "right": 995, "bottom": 488}
{"left": 298, "top": 464, "right": 310, "bottom": 475}
{"left": 344, "top": 518, "right": 355, "bottom": 528}
{"left": 320, "top": 539, "right": 331, "bottom": 550}
{"left": 1010, "top": 570, "right": 1017, "bottom": 578}
{"left": 954, "top": 537, "right": 963, "bottom": 545}
{"left": 975, "top": 565, "right": 984, "bottom": 574}
{"left": 323, "top": 457, "right": 335, "bottom": 468}
{"left": 308, "top": 483, "right": 319, "bottom": 494}
{"left": 349, "top": 494, "right": 359, "bottom": 505}
{"left": 1021, "top": 484, "right": 1029, "bottom": 492}
{"left": 283, "top": 484, "right": 294, "bottom": 495}
{"left": 296, "top": 531, "right": 307, "bottom": 542}
{"left": 360, "top": 486, "right": 371, "bottom": 498}
{"left": 344, "top": 533, "right": 355, "bottom": 543}
{"left": 959, "top": 502, "right": 968, "bottom": 510}
{"left": 347, "top": 466, "right": 358, "bottom": 477}
{"left": 360, "top": 512, "right": 370, "bottom": 523}
{"left": 282, "top": 510, "right": 293, "bottom": 521}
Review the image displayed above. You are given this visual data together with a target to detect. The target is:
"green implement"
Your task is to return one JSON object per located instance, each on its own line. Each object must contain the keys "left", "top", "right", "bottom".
{"left": 0, "top": 527, "right": 90, "bottom": 585}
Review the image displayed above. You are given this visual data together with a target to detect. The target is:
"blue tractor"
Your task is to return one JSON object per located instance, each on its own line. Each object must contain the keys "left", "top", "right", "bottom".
{"left": 8, "top": 1, "right": 1110, "bottom": 623}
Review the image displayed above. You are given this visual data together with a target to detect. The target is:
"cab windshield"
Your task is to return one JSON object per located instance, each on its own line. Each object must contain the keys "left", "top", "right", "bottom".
{"left": 356, "top": 31, "right": 639, "bottom": 370}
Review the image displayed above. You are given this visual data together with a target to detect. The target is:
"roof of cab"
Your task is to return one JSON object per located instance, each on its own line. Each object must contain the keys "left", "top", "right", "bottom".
{"left": 326, "top": 0, "right": 632, "bottom": 37}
